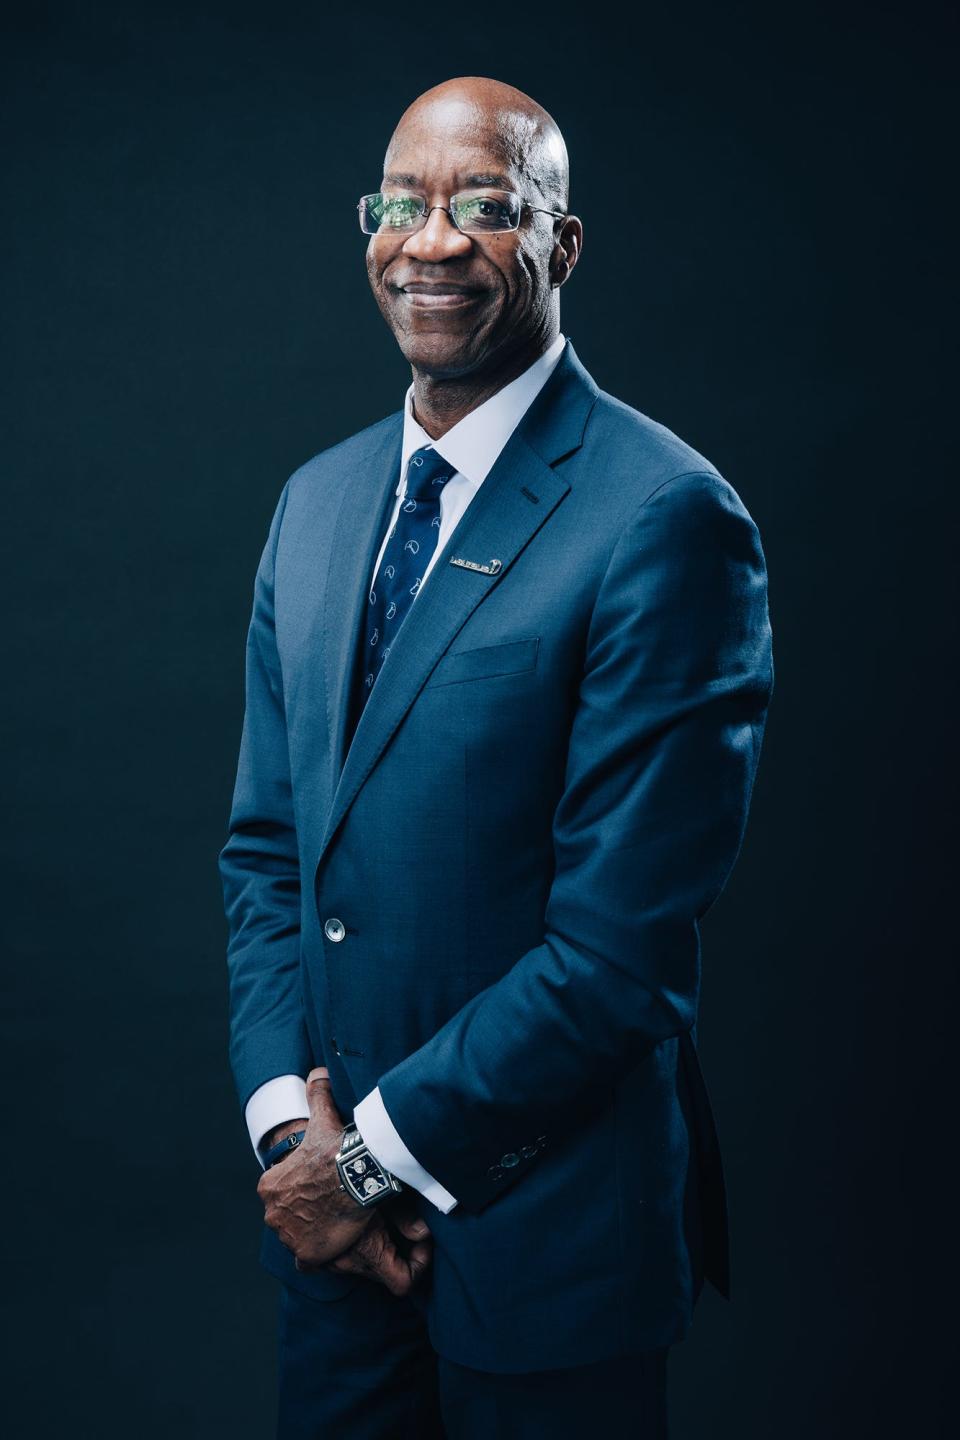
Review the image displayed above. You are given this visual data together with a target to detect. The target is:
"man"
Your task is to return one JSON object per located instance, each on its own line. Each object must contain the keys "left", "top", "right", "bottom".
{"left": 219, "top": 74, "right": 773, "bottom": 1438}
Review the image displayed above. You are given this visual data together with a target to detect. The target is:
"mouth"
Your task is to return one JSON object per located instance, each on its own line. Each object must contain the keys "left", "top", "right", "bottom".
{"left": 394, "top": 283, "right": 485, "bottom": 310}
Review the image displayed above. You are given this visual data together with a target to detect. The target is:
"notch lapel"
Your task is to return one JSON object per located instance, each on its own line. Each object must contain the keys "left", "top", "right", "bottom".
{"left": 316, "top": 339, "right": 600, "bottom": 872}
{"left": 321, "top": 418, "right": 403, "bottom": 784}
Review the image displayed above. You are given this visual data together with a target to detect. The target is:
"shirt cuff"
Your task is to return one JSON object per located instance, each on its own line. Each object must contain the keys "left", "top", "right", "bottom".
{"left": 354, "top": 1086, "right": 459, "bottom": 1213}
{"left": 244, "top": 1074, "right": 309, "bottom": 1168}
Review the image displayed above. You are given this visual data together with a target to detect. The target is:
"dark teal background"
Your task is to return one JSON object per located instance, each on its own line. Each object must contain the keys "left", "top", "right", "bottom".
{"left": 2, "top": 2, "right": 954, "bottom": 1435}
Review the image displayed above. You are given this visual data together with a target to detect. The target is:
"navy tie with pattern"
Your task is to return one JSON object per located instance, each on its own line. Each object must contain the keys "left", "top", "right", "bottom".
{"left": 360, "top": 445, "right": 453, "bottom": 710}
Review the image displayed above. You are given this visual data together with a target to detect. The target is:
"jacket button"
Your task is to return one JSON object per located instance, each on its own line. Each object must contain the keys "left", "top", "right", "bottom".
{"left": 500, "top": 1152, "right": 520, "bottom": 1168}
{"left": 521, "top": 1144, "right": 538, "bottom": 1158}
{"left": 324, "top": 917, "right": 346, "bottom": 942}
{"left": 487, "top": 1164, "right": 505, "bottom": 1180}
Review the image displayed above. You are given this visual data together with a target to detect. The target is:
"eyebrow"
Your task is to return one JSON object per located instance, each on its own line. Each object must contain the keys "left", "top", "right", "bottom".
{"left": 382, "top": 171, "right": 515, "bottom": 190}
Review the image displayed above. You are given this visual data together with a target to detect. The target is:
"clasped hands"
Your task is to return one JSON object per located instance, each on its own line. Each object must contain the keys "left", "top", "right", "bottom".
{"left": 256, "top": 1067, "right": 433, "bottom": 1297}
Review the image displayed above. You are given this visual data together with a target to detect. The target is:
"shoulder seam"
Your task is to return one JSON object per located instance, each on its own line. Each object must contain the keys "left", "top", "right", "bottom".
{"left": 592, "top": 469, "right": 727, "bottom": 597}
{"left": 633, "top": 467, "right": 725, "bottom": 518}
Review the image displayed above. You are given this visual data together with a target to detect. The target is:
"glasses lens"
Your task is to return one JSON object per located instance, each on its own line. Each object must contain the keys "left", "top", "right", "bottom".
{"left": 359, "top": 192, "right": 426, "bottom": 234}
{"left": 358, "top": 194, "right": 382, "bottom": 234}
{"left": 451, "top": 189, "right": 520, "bottom": 233}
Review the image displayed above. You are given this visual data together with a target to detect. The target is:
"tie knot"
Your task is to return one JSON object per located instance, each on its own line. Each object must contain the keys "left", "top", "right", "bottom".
{"left": 404, "top": 446, "right": 453, "bottom": 501}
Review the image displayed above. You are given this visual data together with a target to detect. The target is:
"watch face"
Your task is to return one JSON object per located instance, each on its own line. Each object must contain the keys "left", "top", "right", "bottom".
{"left": 346, "top": 1151, "right": 389, "bottom": 1200}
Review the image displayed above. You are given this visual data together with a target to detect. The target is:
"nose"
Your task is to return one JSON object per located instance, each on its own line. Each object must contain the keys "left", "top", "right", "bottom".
{"left": 402, "top": 206, "right": 472, "bottom": 262}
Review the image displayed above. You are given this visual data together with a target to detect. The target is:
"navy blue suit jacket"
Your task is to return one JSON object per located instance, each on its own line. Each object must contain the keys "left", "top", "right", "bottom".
{"left": 219, "top": 339, "right": 774, "bottom": 1371}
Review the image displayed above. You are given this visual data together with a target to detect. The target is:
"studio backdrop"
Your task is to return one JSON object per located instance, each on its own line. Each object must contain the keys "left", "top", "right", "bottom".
{"left": 2, "top": 3, "right": 953, "bottom": 1437}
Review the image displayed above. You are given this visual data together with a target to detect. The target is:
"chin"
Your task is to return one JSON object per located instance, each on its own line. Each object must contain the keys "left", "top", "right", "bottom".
{"left": 397, "top": 333, "right": 488, "bottom": 378}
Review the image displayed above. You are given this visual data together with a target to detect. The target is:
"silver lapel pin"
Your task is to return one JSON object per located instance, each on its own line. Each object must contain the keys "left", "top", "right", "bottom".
{"left": 449, "top": 556, "right": 503, "bottom": 575}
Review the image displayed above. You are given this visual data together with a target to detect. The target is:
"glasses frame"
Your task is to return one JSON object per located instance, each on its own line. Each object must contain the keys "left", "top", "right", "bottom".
{"left": 357, "top": 188, "right": 567, "bottom": 237}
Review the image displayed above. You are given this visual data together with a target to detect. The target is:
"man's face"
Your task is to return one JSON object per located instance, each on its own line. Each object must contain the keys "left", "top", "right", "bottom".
{"left": 365, "top": 101, "right": 562, "bottom": 380}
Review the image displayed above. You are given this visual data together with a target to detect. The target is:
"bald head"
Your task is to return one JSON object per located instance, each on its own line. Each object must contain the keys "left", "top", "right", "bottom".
{"left": 385, "top": 76, "right": 569, "bottom": 213}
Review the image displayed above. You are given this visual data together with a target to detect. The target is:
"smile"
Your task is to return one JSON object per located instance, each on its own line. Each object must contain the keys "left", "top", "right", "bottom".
{"left": 397, "top": 286, "right": 484, "bottom": 310}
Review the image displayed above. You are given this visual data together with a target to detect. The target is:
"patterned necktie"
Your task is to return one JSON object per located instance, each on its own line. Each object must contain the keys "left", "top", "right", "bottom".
{"left": 360, "top": 445, "right": 454, "bottom": 710}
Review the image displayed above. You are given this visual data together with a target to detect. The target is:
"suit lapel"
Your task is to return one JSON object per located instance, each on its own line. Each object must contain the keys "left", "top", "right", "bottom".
{"left": 317, "top": 339, "right": 600, "bottom": 867}
{"left": 321, "top": 419, "right": 403, "bottom": 782}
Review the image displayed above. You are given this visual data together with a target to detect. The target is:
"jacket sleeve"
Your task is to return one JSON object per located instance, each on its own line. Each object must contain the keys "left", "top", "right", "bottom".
{"left": 219, "top": 479, "right": 314, "bottom": 1114}
{"left": 376, "top": 468, "right": 775, "bottom": 1213}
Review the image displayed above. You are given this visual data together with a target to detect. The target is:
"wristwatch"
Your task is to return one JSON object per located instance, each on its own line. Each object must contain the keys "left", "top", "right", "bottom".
{"left": 335, "top": 1122, "right": 404, "bottom": 1207}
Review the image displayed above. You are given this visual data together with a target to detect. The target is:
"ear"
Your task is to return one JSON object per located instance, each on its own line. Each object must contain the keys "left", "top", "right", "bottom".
{"left": 550, "top": 215, "right": 583, "bottom": 289}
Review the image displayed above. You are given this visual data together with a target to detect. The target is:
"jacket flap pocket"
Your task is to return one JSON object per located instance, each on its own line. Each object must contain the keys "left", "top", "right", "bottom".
{"left": 426, "top": 635, "right": 540, "bottom": 689}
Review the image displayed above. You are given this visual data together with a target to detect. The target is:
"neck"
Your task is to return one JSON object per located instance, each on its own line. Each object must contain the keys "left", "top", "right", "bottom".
{"left": 409, "top": 329, "right": 559, "bottom": 440}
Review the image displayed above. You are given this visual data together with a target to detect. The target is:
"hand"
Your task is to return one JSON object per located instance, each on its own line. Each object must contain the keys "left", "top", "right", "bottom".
{"left": 318, "top": 1192, "right": 434, "bottom": 1297}
{"left": 257, "top": 1067, "right": 373, "bottom": 1268}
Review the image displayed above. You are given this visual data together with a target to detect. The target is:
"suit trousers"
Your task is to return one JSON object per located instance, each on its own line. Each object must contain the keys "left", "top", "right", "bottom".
{"left": 275, "top": 1276, "right": 670, "bottom": 1439}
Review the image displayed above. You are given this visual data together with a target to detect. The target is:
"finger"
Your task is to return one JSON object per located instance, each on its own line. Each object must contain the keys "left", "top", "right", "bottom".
{"left": 324, "top": 1228, "right": 431, "bottom": 1292}
{"left": 392, "top": 1213, "right": 432, "bottom": 1241}
{"left": 406, "top": 1240, "right": 433, "bottom": 1284}
{"left": 370, "top": 1233, "right": 423, "bottom": 1297}
{"left": 316, "top": 1245, "right": 371, "bottom": 1282}
{"left": 326, "top": 1253, "right": 356, "bottom": 1274}
{"left": 344, "top": 1223, "right": 406, "bottom": 1292}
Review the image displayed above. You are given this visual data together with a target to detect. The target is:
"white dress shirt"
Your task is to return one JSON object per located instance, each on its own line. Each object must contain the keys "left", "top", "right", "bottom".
{"left": 245, "top": 331, "right": 567, "bottom": 1213}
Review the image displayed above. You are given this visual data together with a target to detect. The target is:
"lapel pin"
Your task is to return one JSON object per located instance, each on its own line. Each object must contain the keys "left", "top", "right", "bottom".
{"left": 449, "top": 556, "right": 503, "bottom": 575}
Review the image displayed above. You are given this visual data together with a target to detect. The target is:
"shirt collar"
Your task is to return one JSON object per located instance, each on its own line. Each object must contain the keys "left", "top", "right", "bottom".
{"left": 398, "top": 332, "right": 567, "bottom": 495}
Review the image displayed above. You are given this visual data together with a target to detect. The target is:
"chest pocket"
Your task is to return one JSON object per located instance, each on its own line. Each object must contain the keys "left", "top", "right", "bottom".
{"left": 424, "top": 635, "right": 540, "bottom": 689}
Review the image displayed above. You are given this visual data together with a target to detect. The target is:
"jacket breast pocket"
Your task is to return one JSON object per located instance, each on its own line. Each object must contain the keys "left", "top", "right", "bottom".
{"left": 424, "top": 635, "right": 540, "bottom": 689}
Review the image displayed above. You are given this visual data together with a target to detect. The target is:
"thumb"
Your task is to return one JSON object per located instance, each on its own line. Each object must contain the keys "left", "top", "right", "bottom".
{"left": 305, "top": 1066, "right": 340, "bottom": 1126}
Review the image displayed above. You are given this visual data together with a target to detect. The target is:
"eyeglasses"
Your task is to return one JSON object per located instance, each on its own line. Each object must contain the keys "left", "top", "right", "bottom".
{"left": 357, "top": 188, "right": 566, "bottom": 236}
